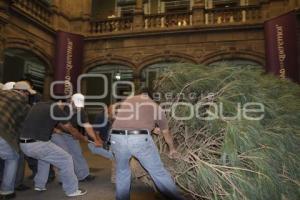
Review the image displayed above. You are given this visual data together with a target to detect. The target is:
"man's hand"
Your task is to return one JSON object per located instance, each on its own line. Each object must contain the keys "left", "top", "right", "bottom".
{"left": 152, "top": 127, "right": 161, "bottom": 135}
{"left": 60, "top": 123, "right": 87, "bottom": 142}
{"left": 92, "top": 132, "right": 104, "bottom": 147}
{"left": 162, "top": 129, "right": 179, "bottom": 159}
{"left": 94, "top": 138, "right": 103, "bottom": 147}
{"left": 53, "top": 127, "right": 63, "bottom": 134}
{"left": 168, "top": 148, "right": 180, "bottom": 159}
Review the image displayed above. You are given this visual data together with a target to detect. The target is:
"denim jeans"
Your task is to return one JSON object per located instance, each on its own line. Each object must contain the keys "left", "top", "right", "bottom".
{"left": 0, "top": 152, "right": 24, "bottom": 188}
{"left": 25, "top": 156, "right": 56, "bottom": 179}
{"left": 111, "top": 133, "right": 184, "bottom": 200}
{"left": 88, "top": 143, "right": 114, "bottom": 160}
{"left": 0, "top": 137, "right": 19, "bottom": 192}
{"left": 51, "top": 133, "right": 89, "bottom": 180}
{"left": 20, "top": 141, "right": 78, "bottom": 195}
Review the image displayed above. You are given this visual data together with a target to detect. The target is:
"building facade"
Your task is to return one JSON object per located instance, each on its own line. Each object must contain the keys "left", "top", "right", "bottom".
{"left": 0, "top": 0, "right": 299, "bottom": 103}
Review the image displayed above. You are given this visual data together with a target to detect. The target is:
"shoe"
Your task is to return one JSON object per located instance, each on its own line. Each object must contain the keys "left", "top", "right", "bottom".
{"left": 34, "top": 187, "right": 46, "bottom": 192}
{"left": 0, "top": 191, "right": 14, "bottom": 195}
{"left": 79, "top": 175, "right": 95, "bottom": 182}
{"left": 15, "top": 184, "right": 30, "bottom": 191}
{"left": 66, "top": 189, "right": 87, "bottom": 197}
{"left": 0, "top": 192, "right": 15, "bottom": 199}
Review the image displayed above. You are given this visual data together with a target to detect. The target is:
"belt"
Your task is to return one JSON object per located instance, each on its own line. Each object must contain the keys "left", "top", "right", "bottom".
{"left": 111, "top": 130, "right": 149, "bottom": 135}
{"left": 19, "top": 139, "right": 37, "bottom": 143}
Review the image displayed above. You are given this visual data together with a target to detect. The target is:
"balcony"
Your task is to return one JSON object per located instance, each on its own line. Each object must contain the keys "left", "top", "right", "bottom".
{"left": 90, "top": 16, "right": 133, "bottom": 34}
{"left": 90, "top": 5, "right": 262, "bottom": 35}
{"left": 10, "top": 0, "right": 52, "bottom": 27}
{"left": 6, "top": 0, "right": 263, "bottom": 36}
{"left": 144, "top": 11, "right": 193, "bottom": 29}
{"left": 205, "top": 5, "right": 261, "bottom": 25}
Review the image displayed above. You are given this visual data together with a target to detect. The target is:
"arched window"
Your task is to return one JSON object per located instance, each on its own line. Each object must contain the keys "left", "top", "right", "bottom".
{"left": 86, "top": 64, "right": 134, "bottom": 105}
{"left": 1, "top": 49, "right": 47, "bottom": 94}
{"left": 208, "top": 59, "right": 262, "bottom": 67}
{"left": 141, "top": 61, "right": 179, "bottom": 90}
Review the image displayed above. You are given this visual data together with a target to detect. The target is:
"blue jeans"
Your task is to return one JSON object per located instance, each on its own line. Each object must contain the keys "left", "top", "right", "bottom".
{"left": 20, "top": 141, "right": 78, "bottom": 195}
{"left": 0, "top": 137, "right": 19, "bottom": 192}
{"left": 111, "top": 134, "right": 184, "bottom": 200}
{"left": 51, "top": 133, "right": 89, "bottom": 180}
{"left": 88, "top": 143, "right": 114, "bottom": 160}
{"left": 0, "top": 152, "right": 25, "bottom": 188}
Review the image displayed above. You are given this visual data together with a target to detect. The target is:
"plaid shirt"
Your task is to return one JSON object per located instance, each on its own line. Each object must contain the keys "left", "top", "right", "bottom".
{"left": 0, "top": 90, "right": 30, "bottom": 151}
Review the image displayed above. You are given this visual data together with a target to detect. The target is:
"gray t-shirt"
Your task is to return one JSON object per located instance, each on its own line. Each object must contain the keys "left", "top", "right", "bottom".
{"left": 20, "top": 102, "right": 68, "bottom": 141}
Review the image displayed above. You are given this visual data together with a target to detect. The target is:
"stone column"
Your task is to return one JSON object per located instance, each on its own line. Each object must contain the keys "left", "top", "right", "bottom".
{"left": 50, "top": 0, "right": 60, "bottom": 30}
{"left": 81, "top": 0, "right": 92, "bottom": 34}
{"left": 133, "top": 69, "right": 141, "bottom": 93}
{"left": 133, "top": 0, "right": 144, "bottom": 30}
{"left": 136, "top": 0, "right": 144, "bottom": 13}
{"left": 192, "top": 0, "right": 205, "bottom": 25}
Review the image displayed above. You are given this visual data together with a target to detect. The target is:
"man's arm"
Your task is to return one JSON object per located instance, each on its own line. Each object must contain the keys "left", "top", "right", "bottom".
{"left": 157, "top": 104, "right": 179, "bottom": 158}
{"left": 161, "top": 129, "right": 177, "bottom": 157}
{"left": 83, "top": 123, "right": 103, "bottom": 147}
{"left": 58, "top": 122, "right": 88, "bottom": 142}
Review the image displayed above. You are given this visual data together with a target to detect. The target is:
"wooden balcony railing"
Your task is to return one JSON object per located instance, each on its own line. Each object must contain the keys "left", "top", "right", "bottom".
{"left": 144, "top": 11, "right": 193, "bottom": 29}
{"left": 11, "top": 0, "right": 52, "bottom": 25}
{"left": 90, "top": 17, "right": 133, "bottom": 34}
{"left": 205, "top": 5, "right": 261, "bottom": 25}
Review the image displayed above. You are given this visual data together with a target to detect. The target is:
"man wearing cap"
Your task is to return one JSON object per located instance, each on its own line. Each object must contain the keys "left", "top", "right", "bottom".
{"left": 0, "top": 81, "right": 32, "bottom": 192}
{"left": 19, "top": 97, "right": 98, "bottom": 197}
{"left": 51, "top": 93, "right": 102, "bottom": 182}
{"left": 0, "top": 81, "right": 35, "bottom": 199}
{"left": 2, "top": 82, "right": 15, "bottom": 91}
{"left": 110, "top": 88, "right": 184, "bottom": 200}
{"left": 16, "top": 79, "right": 56, "bottom": 183}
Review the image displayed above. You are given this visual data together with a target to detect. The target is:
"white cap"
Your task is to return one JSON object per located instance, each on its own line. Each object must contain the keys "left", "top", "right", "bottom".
{"left": 14, "top": 81, "right": 36, "bottom": 95}
{"left": 0, "top": 83, "right": 3, "bottom": 90}
{"left": 3, "top": 82, "right": 16, "bottom": 90}
{"left": 71, "top": 93, "right": 85, "bottom": 108}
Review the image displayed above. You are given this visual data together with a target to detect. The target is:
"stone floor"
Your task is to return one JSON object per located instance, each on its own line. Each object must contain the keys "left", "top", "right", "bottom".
{"left": 13, "top": 144, "right": 160, "bottom": 200}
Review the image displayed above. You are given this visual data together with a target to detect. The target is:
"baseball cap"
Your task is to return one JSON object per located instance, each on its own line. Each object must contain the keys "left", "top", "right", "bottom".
{"left": 71, "top": 93, "right": 85, "bottom": 108}
{"left": 14, "top": 81, "right": 36, "bottom": 95}
{"left": 3, "top": 82, "right": 16, "bottom": 90}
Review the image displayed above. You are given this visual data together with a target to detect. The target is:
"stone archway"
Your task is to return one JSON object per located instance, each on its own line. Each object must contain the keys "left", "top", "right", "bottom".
{"left": 1, "top": 47, "right": 51, "bottom": 98}
{"left": 138, "top": 52, "right": 198, "bottom": 90}
{"left": 200, "top": 50, "right": 265, "bottom": 66}
{"left": 83, "top": 59, "right": 135, "bottom": 107}
{"left": 2, "top": 38, "right": 54, "bottom": 99}
{"left": 4, "top": 38, "right": 53, "bottom": 73}
{"left": 138, "top": 51, "right": 198, "bottom": 74}
{"left": 83, "top": 55, "right": 137, "bottom": 74}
